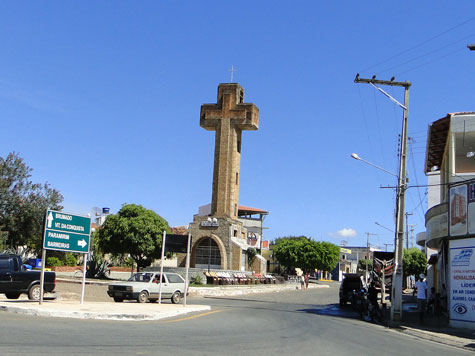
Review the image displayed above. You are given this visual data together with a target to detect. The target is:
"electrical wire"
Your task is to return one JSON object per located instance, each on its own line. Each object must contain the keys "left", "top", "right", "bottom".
{"left": 408, "top": 138, "right": 427, "bottom": 218}
{"left": 359, "top": 18, "right": 475, "bottom": 74}
{"left": 376, "top": 34, "right": 475, "bottom": 76}
{"left": 407, "top": 191, "right": 428, "bottom": 215}
{"left": 372, "top": 86, "right": 386, "bottom": 164}
{"left": 357, "top": 86, "right": 374, "bottom": 157}
{"left": 396, "top": 47, "right": 467, "bottom": 77}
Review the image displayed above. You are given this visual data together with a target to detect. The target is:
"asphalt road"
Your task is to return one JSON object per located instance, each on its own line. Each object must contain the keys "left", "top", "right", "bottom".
{"left": 0, "top": 282, "right": 472, "bottom": 356}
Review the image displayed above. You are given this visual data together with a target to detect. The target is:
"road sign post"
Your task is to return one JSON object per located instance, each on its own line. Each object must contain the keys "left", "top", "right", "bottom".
{"left": 43, "top": 210, "right": 91, "bottom": 253}
{"left": 41, "top": 210, "right": 91, "bottom": 304}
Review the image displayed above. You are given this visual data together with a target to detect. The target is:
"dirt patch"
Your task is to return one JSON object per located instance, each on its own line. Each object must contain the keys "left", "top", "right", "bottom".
{"left": 55, "top": 281, "right": 111, "bottom": 302}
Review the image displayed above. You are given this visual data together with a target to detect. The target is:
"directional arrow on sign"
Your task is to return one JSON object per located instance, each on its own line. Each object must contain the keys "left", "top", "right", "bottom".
{"left": 47, "top": 212, "right": 54, "bottom": 228}
{"left": 78, "top": 239, "right": 87, "bottom": 248}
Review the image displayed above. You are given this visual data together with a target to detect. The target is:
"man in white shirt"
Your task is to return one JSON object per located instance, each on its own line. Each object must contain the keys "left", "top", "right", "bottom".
{"left": 415, "top": 273, "right": 428, "bottom": 323}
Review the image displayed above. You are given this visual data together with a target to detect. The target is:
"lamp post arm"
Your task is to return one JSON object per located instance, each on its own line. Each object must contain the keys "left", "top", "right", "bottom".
{"left": 351, "top": 154, "right": 398, "bottom": 178}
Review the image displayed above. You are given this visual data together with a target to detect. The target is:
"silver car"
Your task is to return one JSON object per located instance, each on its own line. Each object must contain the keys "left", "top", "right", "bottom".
{"left": 107, "top": 272, "right": 186, "bottom": 304}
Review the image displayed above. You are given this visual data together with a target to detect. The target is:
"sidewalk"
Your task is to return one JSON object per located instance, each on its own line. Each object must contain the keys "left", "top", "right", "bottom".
{"left": 190, "top": 280, "right": 328, "bottom": 297}
{"left": 381, "top": 293, "right": 475, "bottom": 351}
{"left": 0, "top": 279, "right": 328, "bottom": 321}
{"left": 0, "top": 300, "right": 210, "bottom": 321}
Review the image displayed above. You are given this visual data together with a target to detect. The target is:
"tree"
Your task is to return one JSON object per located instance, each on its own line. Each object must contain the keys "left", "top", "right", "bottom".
{"left": 247, "top": 247, "right": 257, "bottom": 265}
{"left": 358, "top": 258, "right": 373, "bottom": 272}
{"left": 0, "top": 152, "right": 63, "bottom": 254}
{"left": 273, "top": 237, "right": 340, "bottom": 274}
{"left": 273, "top": 237, "right": 305, "bottom": 273}
{"left": 403, "top": 247, "right": 427, "bottom": 278}
{"left": 315, "top": 241, "right": 340, "bottom": 272}
{"left": 96, "top": 204, "right": 170, "bottom": 271}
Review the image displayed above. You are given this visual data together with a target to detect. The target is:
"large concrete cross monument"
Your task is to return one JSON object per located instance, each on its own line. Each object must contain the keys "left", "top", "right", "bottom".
{"left": 200, "top": 83, "right": 259, "bottom": 219}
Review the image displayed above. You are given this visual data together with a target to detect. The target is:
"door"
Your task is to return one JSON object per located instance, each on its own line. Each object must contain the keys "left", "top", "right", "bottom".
{"left": 151, "top": 273, "right": 170, "bottom": 298}
{"left": 0, "top": 258, "right": 12, "bottom": 293}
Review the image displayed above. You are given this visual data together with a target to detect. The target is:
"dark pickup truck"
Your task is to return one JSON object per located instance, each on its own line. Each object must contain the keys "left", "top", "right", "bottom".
{"left": 0, "top": 254, "right": 56, "bottom": 300}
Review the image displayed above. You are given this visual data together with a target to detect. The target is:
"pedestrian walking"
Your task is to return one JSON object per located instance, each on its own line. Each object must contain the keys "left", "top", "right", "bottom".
{"left": 300, "top": 274, "right": 305, "bottom": 289}
{"left": 304, "top": 273, "right": 309, "bottom": 290}
{"left": 415, "top": 274, "right": 428, "bottom": 323}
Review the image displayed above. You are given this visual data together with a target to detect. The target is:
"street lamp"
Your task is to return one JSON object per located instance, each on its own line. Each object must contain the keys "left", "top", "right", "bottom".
{"left": 350, "top": 153, "right": 398, "bottom": 177}
{"left": 351, "top": 150, "right": 408, "bottom": 323}
{"left": 206, "top": 217, "right": 218, "bottom": 272}
{"left": 375, "top": 221, "right": 394, "bottom": 233}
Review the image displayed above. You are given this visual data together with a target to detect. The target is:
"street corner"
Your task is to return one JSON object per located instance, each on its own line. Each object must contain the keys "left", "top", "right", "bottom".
{"left": 396, "top": 325, "right": 475, "bottom": 352}
{"left": 0, "top": 299, "right": 211, "bottom": 321}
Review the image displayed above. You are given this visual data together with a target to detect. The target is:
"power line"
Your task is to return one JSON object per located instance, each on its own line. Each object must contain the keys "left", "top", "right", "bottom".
{"left": 396, "top": 47, "right": 467, "bottom": 76}
{"left": 359, "top": 18, "right": 475, "bottom": 73}
{"left": 408, "top": 138, "right": 426, "bottom": 218}
{"left": 376, "top": 34, "right": 475, "bottom": 76}
{"left": 357, "top": 86, "right": 375, "bottom": 162}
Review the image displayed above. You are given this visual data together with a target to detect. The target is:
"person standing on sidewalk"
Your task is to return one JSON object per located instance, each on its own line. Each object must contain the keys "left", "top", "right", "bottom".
{"left": 415, "top": 274, "right": 428, "bottom": 323}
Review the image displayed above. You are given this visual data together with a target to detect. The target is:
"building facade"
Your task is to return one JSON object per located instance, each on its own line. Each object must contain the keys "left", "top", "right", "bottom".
{"left": 333, "top": 246, "right": 381, "bottom": 281}
{"left": 185, "top": 204, "right": 268, "bottom": 273}
{"left": 423, "top": 112, "right": 475, "bottom": 329}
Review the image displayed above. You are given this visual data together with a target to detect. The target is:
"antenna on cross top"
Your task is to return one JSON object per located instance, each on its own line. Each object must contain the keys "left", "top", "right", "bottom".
{"left": 228, "top": 65, "right": 237, "bottom": 82}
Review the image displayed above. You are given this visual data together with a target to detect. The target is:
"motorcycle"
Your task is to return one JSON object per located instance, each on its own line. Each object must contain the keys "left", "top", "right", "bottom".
{"left": 357, "top": 288, "right": 384, "bottom": 323}
{"left": 355, "top": 288, "right": 368, "bottom": 319}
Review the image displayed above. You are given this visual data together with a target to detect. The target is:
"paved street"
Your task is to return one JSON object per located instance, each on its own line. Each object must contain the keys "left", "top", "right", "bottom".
{"left": 0, "top": 282, "right": 472, "bottom": 356}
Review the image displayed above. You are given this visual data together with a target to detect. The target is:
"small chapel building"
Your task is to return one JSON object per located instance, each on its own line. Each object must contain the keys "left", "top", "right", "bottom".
{"left": 184, "top": 204, "right": 268, "bottom": 273}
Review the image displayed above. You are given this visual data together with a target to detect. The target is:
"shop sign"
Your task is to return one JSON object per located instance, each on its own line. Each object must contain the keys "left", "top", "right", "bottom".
{"left": 449, "top": 238, "right": 475, "bottom": 325}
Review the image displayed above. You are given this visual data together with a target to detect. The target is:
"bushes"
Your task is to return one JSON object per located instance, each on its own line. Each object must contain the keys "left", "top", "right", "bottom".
{"left": 190, "top": 273, "right": 204, "bottom": 285}
{"left": 47, "top": 257, "right": 63, "bottom": 267}
{"left": 64, "top": 254, "right": 78, "bottom": 267}
{"left": 46, "top": 253, "right": 78, "bottom": 267}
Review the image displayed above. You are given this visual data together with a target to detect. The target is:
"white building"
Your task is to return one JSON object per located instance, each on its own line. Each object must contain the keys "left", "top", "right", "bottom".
{"left": 423, "top": 112, "right": 475, "bottom": 329}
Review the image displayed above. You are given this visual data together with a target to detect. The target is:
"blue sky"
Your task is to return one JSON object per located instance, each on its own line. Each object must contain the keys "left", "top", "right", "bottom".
{"left": 1, "top": 2, "right": 474, "bottom": 250}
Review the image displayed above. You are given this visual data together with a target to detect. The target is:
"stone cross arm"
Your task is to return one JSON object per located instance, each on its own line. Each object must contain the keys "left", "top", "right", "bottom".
{"left": 200, "top": 103, "right": 259, "bottom": 131}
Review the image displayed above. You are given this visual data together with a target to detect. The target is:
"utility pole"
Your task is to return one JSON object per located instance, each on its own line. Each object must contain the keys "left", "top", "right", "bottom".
{"left": 405, "top": 212, "right": 413, "bottom": 250}
{"left": 355, "top": 74, "right": 411, "bottom": 323}
{"left": 384, "top": 243, "right": 393, "bottom": 252}
{"left": 408, "top": 224, "right": 417, "bottom": 248}
{"left": 365, "top": 232, "right": 377, "bottom": 284}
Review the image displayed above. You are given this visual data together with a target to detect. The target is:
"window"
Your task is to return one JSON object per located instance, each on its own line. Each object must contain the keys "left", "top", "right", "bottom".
{"left": 152, "top": 274, "right": 166, "bottom": 283}
{"left": 195, "top": 238, "right": 221, "bottom": 267}
{"left": 0, "top": 259, "right": 9, "bottom": 270}
{"left": 167, "top": 274, "right": 184, "bottom": 283}
{"left": 12, "top": 257, "right": 19, "bottom": 271}
{"left": 237, "top": 139, "right": 241, "bottom": 153}
{"left": 236, "top": 172, "right": 239, "bottom": 185}
{"left": 451, "top": 116, "right": 475, "bottom": 175}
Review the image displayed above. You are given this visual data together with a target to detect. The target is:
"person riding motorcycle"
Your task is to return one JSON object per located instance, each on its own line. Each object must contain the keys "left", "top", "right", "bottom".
{"left": 368, "top": 281, "right": 383, "bottom": 322}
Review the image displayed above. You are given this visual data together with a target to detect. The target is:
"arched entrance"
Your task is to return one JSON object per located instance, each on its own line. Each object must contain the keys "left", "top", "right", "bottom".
{"left": 194, "top": 237, "right": 222, "bottom": 269}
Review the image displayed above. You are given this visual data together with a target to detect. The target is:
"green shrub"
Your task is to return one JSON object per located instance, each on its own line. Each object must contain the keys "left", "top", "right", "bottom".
{"left": 247, "top": 247, "right": 257, "bottom": 264}
{"left": 47, "top": 257, "right": 63, "bottom": 267}
{"left": 190, "top": 273, "right": 204, "bottom": 285}
{"left": 123, "top": 257, "right": 134, "bottom": 268}
{"left": 64, "top": 254, "right": 78, "bottom": 267}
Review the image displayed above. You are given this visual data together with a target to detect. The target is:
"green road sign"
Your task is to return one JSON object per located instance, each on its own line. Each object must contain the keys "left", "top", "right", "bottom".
{"left": 43, "top": 210, "right": 91, "bottom": 253}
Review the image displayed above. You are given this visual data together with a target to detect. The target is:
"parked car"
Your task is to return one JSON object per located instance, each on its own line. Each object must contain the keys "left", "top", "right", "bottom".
{"left": 339, "top": 273, "right": 366, "bottom": 306}
{"left": 0, "top": 254, "right": 56, "bottom": 300}
{"left": 107, "top": 272, "right": 186, "bottom": 304}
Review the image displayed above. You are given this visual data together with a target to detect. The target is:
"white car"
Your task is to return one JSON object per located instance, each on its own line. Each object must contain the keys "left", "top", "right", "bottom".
{"left": 107, "top": 272, "right": 186, "bottom": 304}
